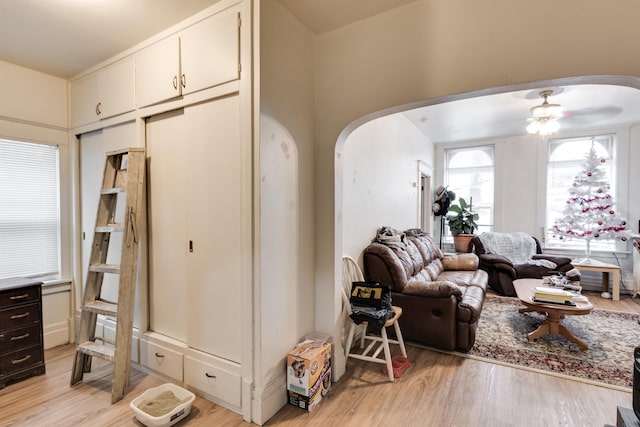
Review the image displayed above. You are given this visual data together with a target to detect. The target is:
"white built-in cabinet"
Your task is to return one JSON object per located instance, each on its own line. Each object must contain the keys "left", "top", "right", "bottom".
{"left": 71, "top": 57, "right": 136, "bottom": 128}
{"left": 73, "top": 0, "right": 249, "bottom": 417}
{"left": 145, "top": 95, "right": 245, "bottom": 410}
{"left": 135, "top": 6, "right": 240, "bottom": 108}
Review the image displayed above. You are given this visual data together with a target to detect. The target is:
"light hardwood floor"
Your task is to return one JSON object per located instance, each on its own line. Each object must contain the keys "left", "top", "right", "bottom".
{"left": 1, "top": 291, "right": 638, "bottom": 426}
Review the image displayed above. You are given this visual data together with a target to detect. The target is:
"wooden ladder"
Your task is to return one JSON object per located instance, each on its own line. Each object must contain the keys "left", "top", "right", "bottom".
{"left": 70, "top": 147, "right": 145, "bottom": 403}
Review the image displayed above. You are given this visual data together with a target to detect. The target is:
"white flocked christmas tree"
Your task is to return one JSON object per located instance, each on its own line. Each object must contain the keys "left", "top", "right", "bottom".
{"left": 551, "top": 139, "right": 628, "bottom": 261}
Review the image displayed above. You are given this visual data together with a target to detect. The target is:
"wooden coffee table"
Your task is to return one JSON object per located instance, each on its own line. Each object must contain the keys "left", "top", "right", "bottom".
{"left": 513, "top": 278, "right": 594, "bottom": 349}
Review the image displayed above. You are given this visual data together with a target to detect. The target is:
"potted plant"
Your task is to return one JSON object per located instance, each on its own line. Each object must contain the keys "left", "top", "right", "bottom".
{"left": 447, "top": 197, "right": 479, "bottom": 253}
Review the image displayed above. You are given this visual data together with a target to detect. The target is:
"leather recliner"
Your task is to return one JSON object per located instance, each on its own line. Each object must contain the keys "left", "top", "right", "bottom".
{"left": 470, "top": 233, "right": 577, "bottom": 297}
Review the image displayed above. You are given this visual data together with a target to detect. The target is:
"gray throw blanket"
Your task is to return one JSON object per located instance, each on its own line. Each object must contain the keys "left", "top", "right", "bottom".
{"left": 478, "top": 232, "right": 557, "bottom": 269}
{"left": 374, "top": 226, "right": 406, "bottom": 250}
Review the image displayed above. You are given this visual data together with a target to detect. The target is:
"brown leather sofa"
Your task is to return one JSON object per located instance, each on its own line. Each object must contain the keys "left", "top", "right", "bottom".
{"left": 363, "top": 230, "right": 488, "bottom": 352}
{"left": 470, "top": 233, "right": 577, "bottom": 297}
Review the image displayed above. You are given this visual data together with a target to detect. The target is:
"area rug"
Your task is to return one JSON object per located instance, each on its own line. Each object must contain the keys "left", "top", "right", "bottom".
{"left": 466, "top": 293, "right": 640, "bottom": 390}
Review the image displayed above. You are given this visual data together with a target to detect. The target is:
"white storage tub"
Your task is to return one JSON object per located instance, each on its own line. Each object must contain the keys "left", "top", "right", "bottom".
{"left": 130, "top": 383, "right": 195, "bottom": 427}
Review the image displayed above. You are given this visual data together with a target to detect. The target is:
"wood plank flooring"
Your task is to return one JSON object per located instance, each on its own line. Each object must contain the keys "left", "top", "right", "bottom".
{"left": 0, "top": 291, "right": 637, "bottom": 426}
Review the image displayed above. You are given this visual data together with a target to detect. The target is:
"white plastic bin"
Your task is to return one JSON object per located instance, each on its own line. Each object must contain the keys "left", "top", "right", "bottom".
{"left": 130, "top": 383, "right": 195, "bottom": 427}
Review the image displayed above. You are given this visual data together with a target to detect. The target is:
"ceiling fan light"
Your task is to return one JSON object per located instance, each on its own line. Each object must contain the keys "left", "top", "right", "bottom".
{"left": 537, "top": 119, "right": 560, "bottom": 136}
{"left": 526, "top": 89, "right": 562, "bottom": 136}
{"left": 526, "top": 120, "right": 540, "bottom": 134}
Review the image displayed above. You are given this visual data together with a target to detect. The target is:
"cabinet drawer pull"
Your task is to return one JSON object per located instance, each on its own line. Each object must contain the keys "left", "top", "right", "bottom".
{"left": 9, "top": 293, "right": 29, "bottom": 300}
{"left": 205, "top": 372, "right": 216, "bottom": 379}
{"left": 10, "top": 333, "right": 30, "bottom": 341}
{"left": 172, "top": 76, "right": 178, "bottom": 90}
{"left": 10, "top": 312, "right": 30, "bottom": 319}
{"left": 155, "top": 352, "right": 164, "bottom": 358}
{"left": 95, "top": 102, "right": 102, "bottom": 116}
{"left": 181, "top": 73, "right": 186, "bottom": 88}
{"left": 12, "top": 354, "right": 31, "bottom": 365}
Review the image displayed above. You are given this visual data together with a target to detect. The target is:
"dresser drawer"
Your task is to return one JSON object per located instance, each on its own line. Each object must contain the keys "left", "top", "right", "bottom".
{"left": 0, "top": 323, "right": 41, "bottom": 353}
{"left": 0, "top": 345, "right": 43, "bottom": 374}
{"left": 0, "top": 303, "right": 41, "bottom": 330}
{"left": 140, "top": 340, "right": 183, "bottom": 381}
{"left": 0, "top": 286, "right": 40, "bottom": 308}
{"left": 184, "top": 354, "right": 241, "bottom": 408}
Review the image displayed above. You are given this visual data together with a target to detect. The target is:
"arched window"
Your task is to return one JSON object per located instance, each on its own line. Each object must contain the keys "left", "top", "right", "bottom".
{"left": 546, "top": 134, "right": 616, "bottom": 251}
{"left": 444, "top": 146, "right": 494, "bottom": 234}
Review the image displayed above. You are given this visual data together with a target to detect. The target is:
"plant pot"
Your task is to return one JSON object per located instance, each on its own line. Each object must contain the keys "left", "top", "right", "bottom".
{"left": 453, "top": 234, "right": 474, "bottom": 253}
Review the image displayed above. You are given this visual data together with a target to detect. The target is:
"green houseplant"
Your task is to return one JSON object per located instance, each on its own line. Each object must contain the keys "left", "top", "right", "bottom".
{"left": 447, "top": 197, "right": 479, "bottom": 252}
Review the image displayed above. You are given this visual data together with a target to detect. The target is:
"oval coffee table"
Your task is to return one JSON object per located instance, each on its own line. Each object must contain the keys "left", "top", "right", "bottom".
{"left": 513, "top": 278, "right": 593, "bottom": 349}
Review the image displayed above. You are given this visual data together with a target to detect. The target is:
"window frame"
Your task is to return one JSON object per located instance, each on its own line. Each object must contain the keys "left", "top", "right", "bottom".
{"left": 0, "top": 121, "right": 71, "bottom": 283}
{"left": 443, "top": 145, "right": 495, "bottom": 237}
{"left": 538, "top": 129, "right": 630, "bottom": 255}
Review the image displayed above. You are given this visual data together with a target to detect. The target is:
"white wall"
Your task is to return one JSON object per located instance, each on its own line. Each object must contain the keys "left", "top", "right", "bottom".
{"left": 0, "top": 59, "right": 72, "bottom": 349}
{"left": 257, "top": 1, "right": 315, "bottom": 423}
{"left": 341, "top": 113, "right": 434, "bottom": 264}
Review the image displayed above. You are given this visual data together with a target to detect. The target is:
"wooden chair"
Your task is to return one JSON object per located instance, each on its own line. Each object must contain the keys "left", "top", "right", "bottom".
{"left": 341, "top": 257, "right": 407, "bottom": 381}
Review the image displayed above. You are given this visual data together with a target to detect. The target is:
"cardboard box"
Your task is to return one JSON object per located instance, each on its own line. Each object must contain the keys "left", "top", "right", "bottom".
{"left": 287, "top": 367, "right": 331, "bottom": 412}
{"left": 286, "top": 340, "right": 331, "bottom": 397}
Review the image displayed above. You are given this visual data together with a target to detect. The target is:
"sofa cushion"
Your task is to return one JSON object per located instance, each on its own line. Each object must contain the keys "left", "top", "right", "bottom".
{"left": 437, "top": 270, "right": 488, "bottom": 293}
{"left": 402, "top": 280, "right": 463, "bottom": 298}
{"left": 442, "top": 253, "right": 478, "bottom": 271}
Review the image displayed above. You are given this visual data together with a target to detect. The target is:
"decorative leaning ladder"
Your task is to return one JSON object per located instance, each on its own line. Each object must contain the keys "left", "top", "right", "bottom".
{"left": 70, "top": 147, "right": 145, "bottom": 403}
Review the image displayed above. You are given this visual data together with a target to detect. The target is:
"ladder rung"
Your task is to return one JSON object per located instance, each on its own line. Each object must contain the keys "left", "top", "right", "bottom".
{"left": 83, "top": 300, "right": 118, "bottom": 316}
{"left": 96, "top": 223, "right": 124, "bottom": 233}
{"left": 101, "top": 187, "right": 126, "bottom": 195}
{"left": 77, "top": 341, "right": 115, "bottom": 362}
{"left": 89, "top": 263, "right": 121, "bottom": 274}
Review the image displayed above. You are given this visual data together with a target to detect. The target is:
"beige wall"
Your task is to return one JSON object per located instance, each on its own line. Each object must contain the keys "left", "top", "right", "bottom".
{"left": 313, "top": 0, "right": 640, "bottom": 335}
{"left": 0, "top": 59, "right": 68, "bottom": 129}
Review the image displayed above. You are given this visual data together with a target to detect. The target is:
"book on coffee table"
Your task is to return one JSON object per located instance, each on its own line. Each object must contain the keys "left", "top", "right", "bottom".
{"left": 533, "top": 286, "right": 577, "bottom": 305}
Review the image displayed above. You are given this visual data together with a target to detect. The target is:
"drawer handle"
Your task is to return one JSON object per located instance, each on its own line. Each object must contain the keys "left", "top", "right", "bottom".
{"left": 10, "top": 294, "right": 29, "bottom": 300}
{"left": 12, "top": 355, "right": 31, "bottom": 365}
{"left": 155, "top": 352, "right": 164, "bottom": 358}
{"left": 205, "top": 372, "right": 216, "bottom": 379}
{"left": 10, "top": 333, "right": 30, "bottom": 341}
{"left": 10, "top": 312, "right": 30, "bottom": 319}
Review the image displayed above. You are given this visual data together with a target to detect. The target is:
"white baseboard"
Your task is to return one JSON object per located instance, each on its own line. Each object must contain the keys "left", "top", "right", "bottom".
{"left": 44, "top": 320, "right": 70, "bottom": 349}
{"left": 251, "top": 374, "right": 287, "bottom": 425}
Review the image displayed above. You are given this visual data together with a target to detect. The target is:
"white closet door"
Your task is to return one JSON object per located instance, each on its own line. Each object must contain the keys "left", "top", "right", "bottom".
{"left": 186, "top": 95, "right": 244, "bottom": 363}
{"left": 146, "top": 109, "right": 189, "bottom": 342}
{"left": 79, "top": 124, "right": 133, "bottom": 305}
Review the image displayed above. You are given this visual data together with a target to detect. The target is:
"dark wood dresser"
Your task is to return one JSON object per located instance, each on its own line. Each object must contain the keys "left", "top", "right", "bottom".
{"left": 0, "top": 277, "right": 46, "bottom": 388}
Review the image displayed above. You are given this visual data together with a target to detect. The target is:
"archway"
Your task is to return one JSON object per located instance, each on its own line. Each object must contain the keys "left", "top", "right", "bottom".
{"left": 333, "top": 75, "right": 640, "bottom": 380}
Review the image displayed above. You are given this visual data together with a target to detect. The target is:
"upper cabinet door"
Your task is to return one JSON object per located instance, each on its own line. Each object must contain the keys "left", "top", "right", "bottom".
{"left": 70, "top": 57, "right": 136, "bottom": 128}
{"left": 136, "top": 35, "right": 181, "bottom": 108}
{"left": 70, "top": 73, "right": 100, "bottom": 128}
{"left": 99, "top": 57, "right": 136, "bottom": 119}
{"left": 180, "top": 6, "right": 240, "bottom": 96}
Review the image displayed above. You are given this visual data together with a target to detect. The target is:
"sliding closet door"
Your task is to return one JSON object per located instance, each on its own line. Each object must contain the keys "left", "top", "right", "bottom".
{"left": 146, "top": 109, "right": 189, "bottom": 342}
{"left": 185, "top": 95, "right": 244, "bottom": 363}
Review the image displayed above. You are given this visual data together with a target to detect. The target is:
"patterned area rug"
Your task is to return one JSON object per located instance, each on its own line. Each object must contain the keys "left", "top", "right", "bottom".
{"left": 468, "top": 293, "right": 640, "bottom": 389}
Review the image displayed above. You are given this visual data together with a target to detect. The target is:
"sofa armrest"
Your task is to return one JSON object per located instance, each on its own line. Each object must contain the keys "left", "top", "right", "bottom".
{"left": 442, "top": 253, "right": 478, "bottom": 271}
{"left": 478, "top": 254, "right": 517, "bottom": 277}
{"left": 532, "top": 254, "right": 573, "bottom": 267}
{"left": 402, "top": 280, "right": 462, "bottom": 299}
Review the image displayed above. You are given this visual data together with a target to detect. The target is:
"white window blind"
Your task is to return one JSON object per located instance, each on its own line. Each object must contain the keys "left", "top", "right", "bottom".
{"left": 0, "top": 139, "right": 60, "bottom": 279}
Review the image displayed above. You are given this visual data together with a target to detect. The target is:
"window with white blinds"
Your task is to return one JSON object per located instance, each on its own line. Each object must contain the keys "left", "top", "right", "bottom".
{"left": 0, "top": 139, "right": 60, "bottom": 279}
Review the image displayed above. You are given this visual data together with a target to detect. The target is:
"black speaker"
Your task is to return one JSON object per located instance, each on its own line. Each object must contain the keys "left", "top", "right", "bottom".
{"left": 634, "top": 346, "right": 640, "bottom": 419}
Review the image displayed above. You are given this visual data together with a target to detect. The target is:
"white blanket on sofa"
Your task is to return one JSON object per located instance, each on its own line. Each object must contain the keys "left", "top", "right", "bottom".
{"left": 478, "top": 232, "right": 557, "bottom": 269}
